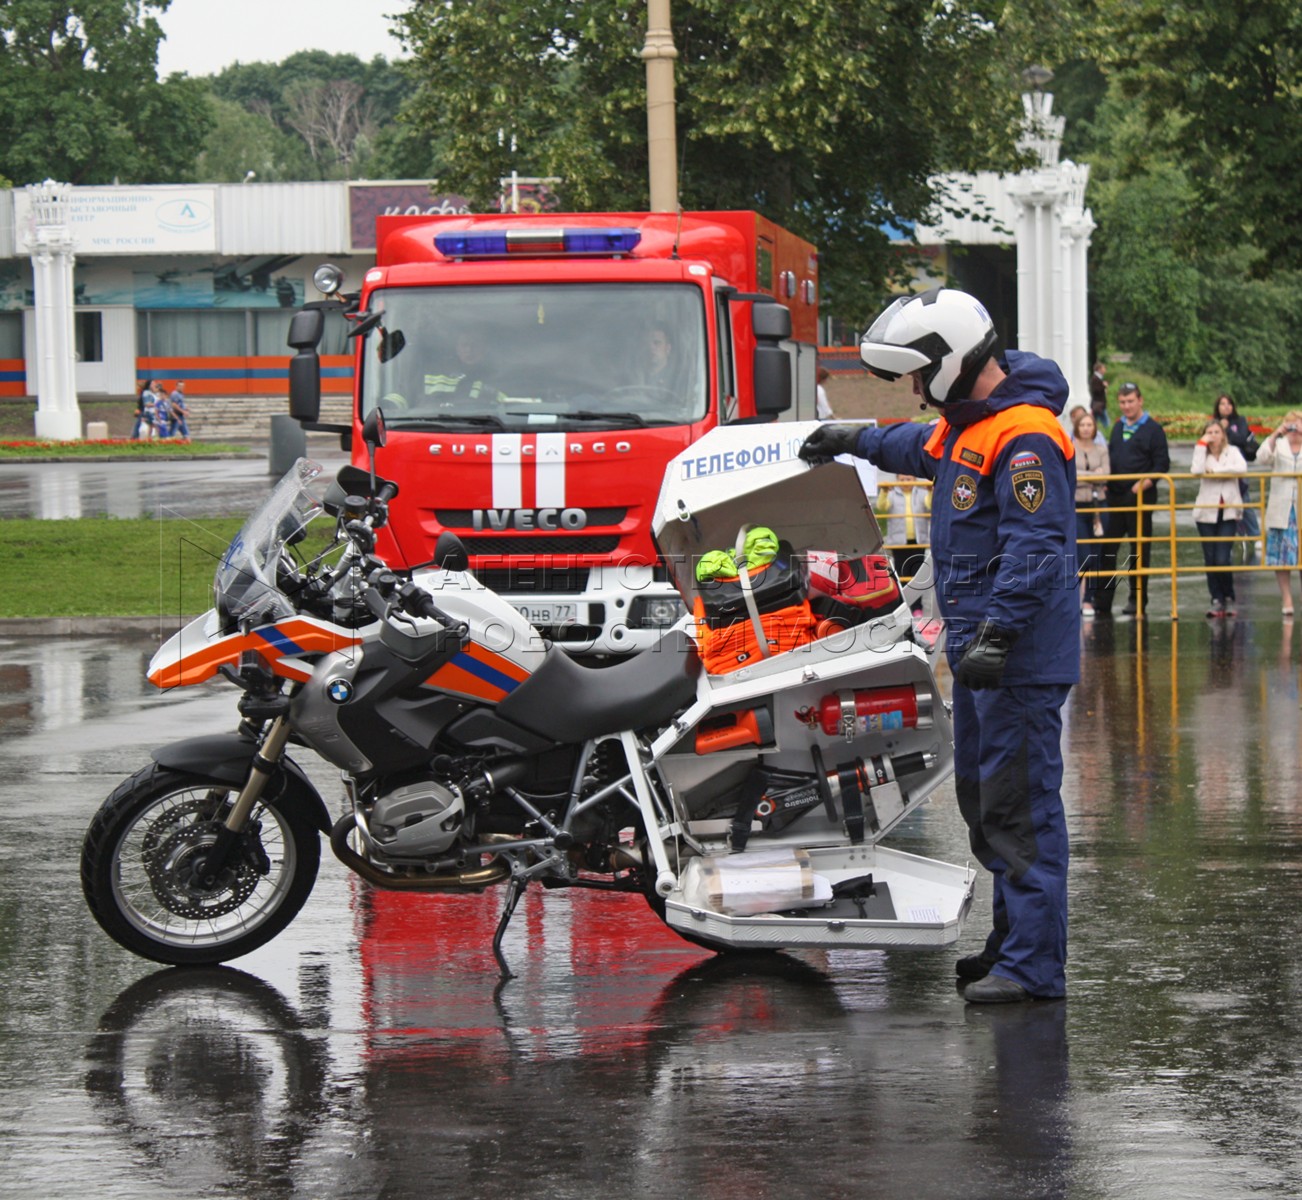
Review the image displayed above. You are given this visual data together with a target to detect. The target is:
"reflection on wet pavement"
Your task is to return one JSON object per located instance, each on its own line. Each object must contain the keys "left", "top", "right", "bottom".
{"left": 1, "top": 618, "right": 1301, "bottom": 1197}
{"left": 0, "top": 444, "right": 348, "bottom": 520}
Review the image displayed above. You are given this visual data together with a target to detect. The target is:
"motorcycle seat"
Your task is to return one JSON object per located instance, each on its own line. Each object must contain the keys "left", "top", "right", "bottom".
{"left": 496, "top": 629, "right": 701, "bottom": 743}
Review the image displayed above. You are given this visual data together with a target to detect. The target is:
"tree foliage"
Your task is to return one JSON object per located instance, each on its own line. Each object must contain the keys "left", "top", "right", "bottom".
{"left": 0, "top": 0, "right": 210, "bottom": 185}
{"left": 1102, "top": 0, "right": 1302, "bottom": 275}
{"left": 392, "top": 0, "right": 1075, "bottom": 317}
{"left": 204, "top": 51, "right": 406, "bottom": 180}
{"left": 1069, "top": 70, "right": 1302, "bottom": 405}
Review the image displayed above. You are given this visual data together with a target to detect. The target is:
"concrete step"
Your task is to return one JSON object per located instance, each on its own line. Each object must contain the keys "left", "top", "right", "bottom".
{"left": 189, "top": 396, "right": 352, "bottom": 440}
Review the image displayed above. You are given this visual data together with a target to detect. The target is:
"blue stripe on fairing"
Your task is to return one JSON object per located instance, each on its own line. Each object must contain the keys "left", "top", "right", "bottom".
{"left": 257, "top": 626, "right": 308, "bottom": 657}
{"left": 453, "top": 651, "right": 521, "bottom": 694}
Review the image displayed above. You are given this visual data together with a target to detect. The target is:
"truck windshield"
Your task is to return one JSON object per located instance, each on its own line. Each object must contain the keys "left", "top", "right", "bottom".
{"left": 358, "top": 283, "right": 708, "bottom": 430}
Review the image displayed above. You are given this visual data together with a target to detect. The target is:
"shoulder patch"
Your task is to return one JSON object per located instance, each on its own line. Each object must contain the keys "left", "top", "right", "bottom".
{"left": 1012, "top": 470, "right": 1046, "bottom": 513}
{"left": 1010, "top": 451, "right": 1042, "bottom": 470}
{"left": 959, "top": 447, "right": 985, "bottom": 467}
{"left": 951, "top": 474, "right": 978, "bottom": 511}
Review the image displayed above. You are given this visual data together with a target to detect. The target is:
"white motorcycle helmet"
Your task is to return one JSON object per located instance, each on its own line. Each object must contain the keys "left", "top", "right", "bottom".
{"left": 860, "top": 287, "right": 998, "bottom": 406}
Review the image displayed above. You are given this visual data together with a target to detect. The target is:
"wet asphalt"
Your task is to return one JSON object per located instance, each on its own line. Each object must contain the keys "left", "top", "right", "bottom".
{"left": 3, "top": 448, "right": 1302, "bottom": 1198}
{"left": 2, "top": 612, "right": 1302, "bottom": 1198}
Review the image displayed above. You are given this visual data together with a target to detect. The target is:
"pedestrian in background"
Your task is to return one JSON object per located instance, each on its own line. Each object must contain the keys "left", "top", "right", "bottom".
{"left": 1096, "top": 381, "right": 1170, "bottom": 618}
{"left": 1191, "top": 419, "right": 1246, "bottom": 618}
{"left": 816, "top": 365, "right": 834, "bottom": 420}
{"left": 1256, "top": 411, "right": 1302, "bottom": 616}
{"left": 1089, "top": 361, "right": 1109, "bottom": 429}
{"left": 131, "top": 380, "right": 153, "bottom": 440}
{"left": 876, "top": 473, "right": 930, "bottom": 616}
{"left": 1213, "top": 393, "right": 1260, "bottom": 560}
{"left": 1068, "top": 404, "right": 1106, "bottom": 446}
{"left": 168, "top": 381, "right": 190, "bottom": 441}
{"left": 1072, "top": 409, "right": 1109, "bottom": 617}
{"left": 150, "top": 381, "right": 171, "bottom": 438}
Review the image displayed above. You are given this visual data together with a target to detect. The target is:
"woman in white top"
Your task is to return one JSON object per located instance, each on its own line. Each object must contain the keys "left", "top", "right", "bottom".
{"left": 1191, "top": 420, "right": 1246, "bottom": 617}
{"left": 1256, "top": 411, "right": 1302, "bottom": 615}
{"left": 1072, "top": 410, "right": 1109, "bottom": 615}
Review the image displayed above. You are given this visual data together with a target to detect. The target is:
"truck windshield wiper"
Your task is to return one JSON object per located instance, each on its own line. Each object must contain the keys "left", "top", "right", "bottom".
{"left": 388, "top": 414, "right": 507, "bottom": 430}
{"left": 565, "top": 411, "right": 648, "bottom": 427}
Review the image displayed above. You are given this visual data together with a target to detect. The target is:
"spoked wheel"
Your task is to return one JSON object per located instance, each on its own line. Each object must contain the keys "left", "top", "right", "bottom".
{"left": 81, "top": 763, "right": 320, "bottom": 965}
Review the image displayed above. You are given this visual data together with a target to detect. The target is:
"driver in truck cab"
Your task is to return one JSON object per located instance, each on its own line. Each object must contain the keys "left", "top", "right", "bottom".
{"left": 423, "top": 329, "right": 506, "bottom": 407}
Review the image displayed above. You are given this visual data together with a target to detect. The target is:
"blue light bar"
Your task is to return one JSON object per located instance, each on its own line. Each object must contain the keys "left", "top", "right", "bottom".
{"left": 434, "top": 228, "right": 642, "bottom": 259}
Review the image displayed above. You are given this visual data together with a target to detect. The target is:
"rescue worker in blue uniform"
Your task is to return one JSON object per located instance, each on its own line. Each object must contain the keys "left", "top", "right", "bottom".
{"left": 800, "top": 287, "right": 1079, "bottom": 1003}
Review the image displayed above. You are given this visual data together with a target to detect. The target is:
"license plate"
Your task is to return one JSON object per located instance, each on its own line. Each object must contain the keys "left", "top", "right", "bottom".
{"left": 513, "top": 602, "right": 579, "bottom": 626}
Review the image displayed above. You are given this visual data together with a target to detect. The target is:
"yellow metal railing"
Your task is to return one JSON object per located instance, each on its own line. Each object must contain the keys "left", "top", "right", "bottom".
{"left": 876, "top": 472, "right": 1302, "bottom": 617}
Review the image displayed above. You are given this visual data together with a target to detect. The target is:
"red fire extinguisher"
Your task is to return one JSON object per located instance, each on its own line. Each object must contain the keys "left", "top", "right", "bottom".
{"left": 812, "top": 684, "right": 934, "bottom": 738}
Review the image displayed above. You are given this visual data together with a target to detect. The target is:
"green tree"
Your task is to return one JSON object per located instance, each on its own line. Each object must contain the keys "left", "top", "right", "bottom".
{"left": 0, "top": 0, "right": 210, "bottom": 185}
{"left": 392, "top": 0, "right": 1077, "bottom": 317}
{"left": 207, "top": 51, "right": 407, "bottom": 180}
{"left": 192, "top": 94, "right": 313, "bottom": 183}
{"left": 1076, "top": 74, "right": 1302, "bottom": 406}
{"left": 1103, "top": 0, "right": 1302, "bottom": 275}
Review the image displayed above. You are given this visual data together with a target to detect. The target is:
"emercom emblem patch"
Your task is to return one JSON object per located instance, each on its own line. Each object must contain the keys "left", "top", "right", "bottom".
{"left": 1012, "top": 470, "right": 1046, "bottom": 513}
{"left": 952, "top": 474, "right": 978, "bottom": 510}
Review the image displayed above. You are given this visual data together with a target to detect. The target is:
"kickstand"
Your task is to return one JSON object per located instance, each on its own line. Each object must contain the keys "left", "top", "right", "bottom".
{"left": 492, "top": 876, "right": 526, "bottom": 980}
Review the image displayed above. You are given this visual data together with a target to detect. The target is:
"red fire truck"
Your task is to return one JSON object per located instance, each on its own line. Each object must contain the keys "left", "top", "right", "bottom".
{"left": 287, "top": 210, "right": 819, "bottom": 654}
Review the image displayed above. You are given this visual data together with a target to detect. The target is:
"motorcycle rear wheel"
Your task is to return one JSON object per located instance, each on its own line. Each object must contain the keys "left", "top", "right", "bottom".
{"left": 81, "top": 763, "right": 320, "bottom": 966}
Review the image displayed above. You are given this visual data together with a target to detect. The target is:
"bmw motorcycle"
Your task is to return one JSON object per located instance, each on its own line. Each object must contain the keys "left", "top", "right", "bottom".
{"left": 81, "top": 416, "right": 974, "bottom": 974}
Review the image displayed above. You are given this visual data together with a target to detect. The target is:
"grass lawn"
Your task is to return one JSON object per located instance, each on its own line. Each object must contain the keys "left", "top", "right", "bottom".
{"left": 0, "top": 439, "right": 252, "bottom": 460}
{"left": 0, "top": 517, "right": 245, "bottom": 618}
{"left": 0, "top": 517, "right": 344, "bottom": 618}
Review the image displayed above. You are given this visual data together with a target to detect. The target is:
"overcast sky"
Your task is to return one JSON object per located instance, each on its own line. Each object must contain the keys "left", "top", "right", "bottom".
{"left": 155, "top": 0, "right": 407, "bottom": 77}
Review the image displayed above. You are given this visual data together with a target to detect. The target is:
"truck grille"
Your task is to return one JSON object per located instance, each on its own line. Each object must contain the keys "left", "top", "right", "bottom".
{"left": 463, "top": 535, "right": 620, "bottom": 556}
{"left": 474, "top": 566, "right": 590, "bottom": 595}
{"left": 436, "top": 508, "right": 628, "bottom": 528}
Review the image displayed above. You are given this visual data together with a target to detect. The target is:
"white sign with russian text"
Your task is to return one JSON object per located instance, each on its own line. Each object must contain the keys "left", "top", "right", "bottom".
{"left": 13, "top": 187, "right": 218, "bottom": 254}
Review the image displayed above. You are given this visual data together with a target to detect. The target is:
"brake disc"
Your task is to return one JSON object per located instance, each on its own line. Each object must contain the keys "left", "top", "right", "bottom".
{"left": 140, "top": 798, "right": 263, "bottom": 919}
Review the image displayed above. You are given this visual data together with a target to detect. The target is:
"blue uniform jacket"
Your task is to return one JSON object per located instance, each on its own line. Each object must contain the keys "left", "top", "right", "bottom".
{"left": 857, "top": 350, "right": 1081, "bottom": 686}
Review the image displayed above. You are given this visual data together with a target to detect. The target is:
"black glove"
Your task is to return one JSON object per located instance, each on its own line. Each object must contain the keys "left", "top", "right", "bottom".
{"left": 798, "top": 424, "right": 863, "bottom": 464}
{"left": 953, "top": 620, "right": 1019, "bottom": 691}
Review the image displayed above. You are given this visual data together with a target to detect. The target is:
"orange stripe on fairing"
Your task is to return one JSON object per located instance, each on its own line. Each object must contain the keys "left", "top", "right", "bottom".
{"left": 148, "top": 617, "right": 361, "bottom": 689}
{"left": 424, "top": 661, "right": 512, "bottom": 703}
{"left": 149, "top": 634, "right": 245, "bottom": 689}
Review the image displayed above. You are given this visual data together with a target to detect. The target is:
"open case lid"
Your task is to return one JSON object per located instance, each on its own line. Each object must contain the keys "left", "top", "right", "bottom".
{"left": 652, "top": 422, "right": 883, "bottom": 608}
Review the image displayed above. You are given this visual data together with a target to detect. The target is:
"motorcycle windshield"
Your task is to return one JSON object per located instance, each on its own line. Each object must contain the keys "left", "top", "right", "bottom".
{"left": 357, "top": 283, "right": 709, "bottom": 429}
{"left": 214, "top": 458, "right": 324, "bottom": 630}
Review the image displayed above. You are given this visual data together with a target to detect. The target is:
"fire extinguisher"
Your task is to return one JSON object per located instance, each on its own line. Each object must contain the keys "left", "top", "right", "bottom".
{"left": 812, "top": 684, "right": 934, "bottom": 739}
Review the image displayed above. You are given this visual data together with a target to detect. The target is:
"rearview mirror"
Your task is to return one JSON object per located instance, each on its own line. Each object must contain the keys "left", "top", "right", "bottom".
{"left": 752, "top": 302, "right": 792, "bottom": 341}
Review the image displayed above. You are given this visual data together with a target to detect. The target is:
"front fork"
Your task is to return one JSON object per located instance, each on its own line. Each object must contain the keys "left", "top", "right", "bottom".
{"left": 192, "top": 716, "right": 292, "bottom": 887}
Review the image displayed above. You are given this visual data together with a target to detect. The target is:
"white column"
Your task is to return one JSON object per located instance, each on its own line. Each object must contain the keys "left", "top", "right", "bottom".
{"left": 1004, "top": 93, "right": 1094, "bottom": 418}
{"left": 25, "top": 180, "right": 82, "bottom": 441}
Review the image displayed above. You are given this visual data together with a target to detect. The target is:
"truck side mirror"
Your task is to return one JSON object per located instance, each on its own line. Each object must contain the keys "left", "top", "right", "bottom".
{"left": 752, "top": 302, "right": 792, "bottom": 341}
{"left": 287, "top": 308, "right": 324, "bottom": 422}
{"left": 753, "top": 344, "right": 792, "bottom": 415}
{"left": 752, "top": 301, "right": 793, "bottom": 415}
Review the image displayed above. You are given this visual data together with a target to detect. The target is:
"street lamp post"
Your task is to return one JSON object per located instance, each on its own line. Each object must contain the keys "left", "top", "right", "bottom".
{"left": 25, "top": 180, "right": 82, "bottom": 441}
{"left": 641, "top": 0, "right": 679, "bottom": 212}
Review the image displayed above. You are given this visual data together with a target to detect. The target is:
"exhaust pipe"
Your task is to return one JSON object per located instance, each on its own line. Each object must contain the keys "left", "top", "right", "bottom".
{"left": 330, "top": 813, "right": 512, "bottom": 891}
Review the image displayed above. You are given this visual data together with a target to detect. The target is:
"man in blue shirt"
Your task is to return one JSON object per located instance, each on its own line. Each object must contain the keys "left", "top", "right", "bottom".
{"left": 1096, "top": 382, "right": 1170, "bottom": 617}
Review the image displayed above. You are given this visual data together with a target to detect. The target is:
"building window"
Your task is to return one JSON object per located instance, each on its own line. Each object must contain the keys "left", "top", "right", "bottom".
{"left": 0, "top": 313, "right": 22, "bottom": 358}
{"left": 75, "top": 311, "right": 104, "bottom": 363}
{"left": 138, "top": 310, "right": 247, "bottom": 357}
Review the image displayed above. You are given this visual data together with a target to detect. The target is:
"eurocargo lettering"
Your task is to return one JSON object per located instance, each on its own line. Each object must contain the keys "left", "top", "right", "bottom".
{"left": 286, "top": 211, "right": 819, "bottom": 653}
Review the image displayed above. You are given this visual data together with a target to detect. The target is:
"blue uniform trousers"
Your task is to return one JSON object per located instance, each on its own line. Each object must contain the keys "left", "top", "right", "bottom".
{"left": 951, "top": 680, "right": 1070, "bottom": 997}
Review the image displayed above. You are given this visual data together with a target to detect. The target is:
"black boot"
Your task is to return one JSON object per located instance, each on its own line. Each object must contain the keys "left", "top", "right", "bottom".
{"left": 964, "top": 974, "right": 1031, "bottom": 1003}
{"left": 955, "top": 948, "right": 1000, "bottom": 981}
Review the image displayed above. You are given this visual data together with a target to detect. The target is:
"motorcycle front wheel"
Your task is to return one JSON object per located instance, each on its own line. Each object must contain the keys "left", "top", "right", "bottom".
{"left": 81, "top": 763, "right": 320, "bottom": 965}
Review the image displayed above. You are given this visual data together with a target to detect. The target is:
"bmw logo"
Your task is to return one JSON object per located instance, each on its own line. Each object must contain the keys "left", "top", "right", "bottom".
{"left": 326, "top": 678, "right": 353, "bottom": 705}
